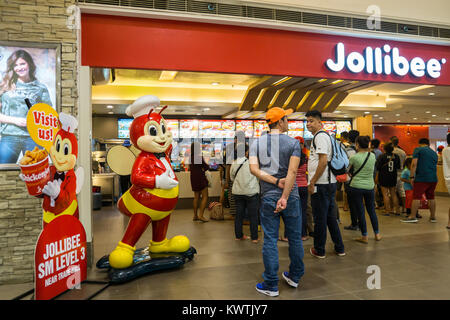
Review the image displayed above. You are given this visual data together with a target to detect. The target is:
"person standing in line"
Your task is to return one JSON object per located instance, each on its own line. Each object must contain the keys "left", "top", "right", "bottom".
{"left": 376, "top": 142, "right": 401, "bottom": 216}
{"left": 370, "top": 138, "right": 383, "bottom": 209}
{"left": 442, "top": 134, "right": 450, "bottom": 229}
{"left": 401, "top": 157, "right": 414, "bottom": 218}
{"left": 344, "top": 130, "right": 360, "bottom": 231}
{"left": 402, "top": 138, "right": 438, "bottom": 223}
{"left": 305, "top": 110, "right": 345, "bottom": 259}
{"left": 391, "top": 136, "right": 407, "bottom": 213}
{"left": 347, "top": 136, "right": 381, "bottom": 244}
{"left": 295, "top": 136, "right": 310, "bottom": 241}
{"left": 249, "top": 107, "right": 304, "bottom": 297}
{"left": 189, "top": 141, "right": 210, "bottom": 222}
{"left": 231, "top": 142, "right": 260, "bottom": 243}
{"left": 338, "top": 131, "right": 350, "bottom": 211}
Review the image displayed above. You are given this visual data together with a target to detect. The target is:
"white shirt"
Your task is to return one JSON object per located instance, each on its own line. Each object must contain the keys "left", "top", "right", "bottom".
{"left": 308, "top": 130, "right": 337, "bottom": 184}
{"left": 443, "top": 147, "right": 450, "bottom": 183}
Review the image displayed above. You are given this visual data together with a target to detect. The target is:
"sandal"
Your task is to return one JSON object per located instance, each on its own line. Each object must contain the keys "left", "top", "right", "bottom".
{"left": 375, "top": 234, "right": 382, "bottom": 241}
{"left": 251, "top": 239, "right": 259, "bottom": 244}
{"left": 235, "top": 235, "right": 249, "bottom": 240}
{"left": 354, "top": 237, "right": 369, "bottom": 244}
{"left": 278, "top": 237, "right": 288, "bottom": 242}
{"left": 198, "top": 217, "right": 209, "bottom": 222}
{"left": 301, "top": 236, "right": 309, "bottom": 241}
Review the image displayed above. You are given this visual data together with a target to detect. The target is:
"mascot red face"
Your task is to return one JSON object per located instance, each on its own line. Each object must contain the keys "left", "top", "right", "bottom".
{"left": 129, "top": 105, "right": 172, "bottom": 154}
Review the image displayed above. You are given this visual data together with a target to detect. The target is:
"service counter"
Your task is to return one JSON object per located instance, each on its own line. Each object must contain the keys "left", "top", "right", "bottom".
{"left": 92, "top": 171, "right": 222, "bottom": 204}
{"left": 436, "top": 165, "right": 449, "bottom": 195}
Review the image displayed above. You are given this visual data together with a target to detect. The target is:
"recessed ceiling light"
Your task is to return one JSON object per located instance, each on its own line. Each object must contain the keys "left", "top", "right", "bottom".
{"left": 364, "top": 111, "right": 370, "bottom": 114}
{"left": 395, "top": 114, "right": 400, "bottom": 116}
{"left": 413, "top": 118, "right": 418, "bottom": 120}
{"left": 428, "top": 120, "right": 432, "bottom": 122}
{"left": 343, "top": 115, "right": 348, "bottom": 118}
{"left": 106, "top": 105, "right": 114, "bottom": 109}
{"left": 396, "top": 120, "right": 401, "bottom": 122}
{"left": 426, "top": 111, "right": 431, "bottom": 113}
{"left": 379, "top": 117, "right": 383, "bottom": 119}
{"left": 446, "top": 118, "right": 450, "bottom": 121}
{"left": 108, "top": 111, "right": 114, "bottom": 114}
{"left": 432, "top": 114, "right": 437, "bottom": 117}
{"left": 334, "top": 110, "right": 342, "bottom": 113}
{"left": 368, "top": 90, "right": 375, "bottom": 93}
{"left": 196, "top": 113, "right": 201, "bottom": 116}
{"left": 374, "top": 114, "right": 379, "bottom": 117}
{"left": 211, "top": 82, "right": 220, "bottom": 86}
{"left": 428, "top": 92, "right": 435, "bottom": 96}
{"left": 204, "top": 108, "right": 211, "bottom": 111}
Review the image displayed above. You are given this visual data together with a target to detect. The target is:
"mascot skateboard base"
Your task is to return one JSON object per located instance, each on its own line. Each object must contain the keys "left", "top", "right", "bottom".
{"left": 96, "top": 247, "right": 197, "bottom": 284}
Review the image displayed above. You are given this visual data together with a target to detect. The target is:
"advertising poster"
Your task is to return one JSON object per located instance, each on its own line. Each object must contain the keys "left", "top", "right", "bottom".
{"left": 180, "top": 120, "right": 199, "bottom": 138}
{"left": 200, "top": 120, "right": 235, "bottom": 138}
{"left": 235, "top": 120, "right": 254, "bottom": 138}
{"left": 335, "top": 120, "right": 352, "bottom": 139}
{"left": 0, "top": 42, "right": 59, "bottom": 167}
{"left": 322, "top": 121, "right": 337, "bottom": 135}
{"left": 254, "top": 120, "right": 269, "bottom": 138}
{"left": 287, "top": 121, "right": 304, "bottom": 138}
{"left": 166, "top": 119, "right": 179, "bottom": 139}
{"left": 118, "top": 118, "right": 133, "bottom": 139}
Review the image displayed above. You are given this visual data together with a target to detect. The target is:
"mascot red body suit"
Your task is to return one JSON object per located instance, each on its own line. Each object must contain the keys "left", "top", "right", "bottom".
{"left": 41, "top": 113, "right": 80, "bottom": 228}
{"left": 109, "top": 95, "right": 190, "bottom": 269}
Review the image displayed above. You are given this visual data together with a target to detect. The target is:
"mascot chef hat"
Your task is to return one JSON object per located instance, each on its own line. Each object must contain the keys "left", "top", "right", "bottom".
{"left": 126, "top": 95, "right": 160, "bottom": 118}
{"left": 59, "top": 113, "right": 78, "bottom": 133}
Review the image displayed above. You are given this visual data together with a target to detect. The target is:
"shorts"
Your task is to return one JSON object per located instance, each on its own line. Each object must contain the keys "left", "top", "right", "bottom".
{"left": 412, "top": 182, "right": 437, "bottom": 200}
{"left": 404, "top": 190, "right": 413, "bottom": 209}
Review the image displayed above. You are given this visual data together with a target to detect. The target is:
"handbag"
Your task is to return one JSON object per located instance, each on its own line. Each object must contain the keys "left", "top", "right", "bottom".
{"left": 205, "top": 170, "right": 212, "bottom": 188}
{"left": 348, "top": 152, "right": 371, "bottom": 185}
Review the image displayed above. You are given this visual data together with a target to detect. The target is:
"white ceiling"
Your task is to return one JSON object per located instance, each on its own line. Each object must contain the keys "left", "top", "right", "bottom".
{"left": 92, "top": 69, "right": 450, "bottom": 124}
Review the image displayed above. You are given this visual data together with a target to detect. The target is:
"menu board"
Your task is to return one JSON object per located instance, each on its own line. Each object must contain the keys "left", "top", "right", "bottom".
{"left": 287, "top": 121, "right": 304, "bottom": 138}
{"left": 335, "top": 121, "right": 352, "bottom": 138}
{"left": 199, "top": 120, "right": 235, "bottom": 139}
{"left": 235, "top": 120, "right": 254, "bottom": 138}
{"left": 322, "top": 121, "right": 337, "bottom": 135}
{"left": 118, "top": 118, "right": 133, "bottom": 139}
{"left": 254, "top": 120, "right": 270, "bottom": 138}
{"left": 166, "top": 120, "right": 179, "bottom": 139}
{"left": 179, "top": 120, "right": 199, "bottom": 138}
{"left": 303, "top": 121, "right": 314, "bottom": 139}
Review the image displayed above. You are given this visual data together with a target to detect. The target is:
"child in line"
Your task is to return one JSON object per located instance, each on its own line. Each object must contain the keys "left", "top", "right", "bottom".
{"left": 400, "top": 157, "right": 422, "bottom": 219}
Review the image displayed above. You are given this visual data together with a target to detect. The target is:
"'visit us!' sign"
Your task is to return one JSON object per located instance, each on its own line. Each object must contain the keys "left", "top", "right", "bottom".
{"left": 34, "top": 215, "right": 87, "bottom": 300}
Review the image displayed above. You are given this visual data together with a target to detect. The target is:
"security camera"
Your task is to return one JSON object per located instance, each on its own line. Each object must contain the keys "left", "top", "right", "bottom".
{"left": 403, "top": 26, "right": 409, "bottom": 32}
{"left": 207, "top": 3, "right": 215, "bottom": 11}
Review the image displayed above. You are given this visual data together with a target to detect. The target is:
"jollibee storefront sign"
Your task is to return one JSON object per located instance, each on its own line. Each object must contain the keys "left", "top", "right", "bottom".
{"left": 326, "top": 42, "right": 447, "bottom": 79}
{"left": 35, "top": 215, "right": 87, "bottom": 300}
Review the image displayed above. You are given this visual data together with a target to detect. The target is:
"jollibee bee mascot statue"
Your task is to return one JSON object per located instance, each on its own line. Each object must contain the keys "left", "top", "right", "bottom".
{"left": 108, "top": 95, "right": 191, "bottom": 270}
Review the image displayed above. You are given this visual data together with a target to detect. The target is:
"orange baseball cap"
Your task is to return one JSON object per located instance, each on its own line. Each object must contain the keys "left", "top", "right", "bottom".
{"left": 265, "top": 107, "right": 293, "bottom": 124}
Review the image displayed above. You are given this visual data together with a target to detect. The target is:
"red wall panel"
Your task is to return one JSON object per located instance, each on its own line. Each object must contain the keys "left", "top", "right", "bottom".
{"left": 81, "top": 14, "right": 450, "bottom": 85}
{"left": 374, "top": 125, "right": 429, "bottom": 155}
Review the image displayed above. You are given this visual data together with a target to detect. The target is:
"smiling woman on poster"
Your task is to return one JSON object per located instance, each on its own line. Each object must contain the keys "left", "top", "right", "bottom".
{"left": 0, "top": 49, "right": 52, "bottom": 164}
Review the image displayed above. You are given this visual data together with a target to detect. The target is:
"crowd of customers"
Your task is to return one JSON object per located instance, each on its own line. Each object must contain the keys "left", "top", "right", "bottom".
{"left": 187, "top": 111, "right": 450, "bottom": 297}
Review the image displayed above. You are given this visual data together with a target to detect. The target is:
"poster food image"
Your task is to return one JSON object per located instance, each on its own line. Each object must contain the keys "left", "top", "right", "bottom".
{"left": 236, "top": 120, "right": 254, "bottom": 138}
{"left": 200, "top": 120, "right": 235, "bottom": 138}
{"left": 254, "top": 120, "right": 269, "bottom": 138}
{"left": 180, "top": 120, "right": 199, "bottom": 138}
{"left": 288, "top": 121, "right": 304, "bottom": 138}
{"left": 335, "top": 121, "right": 352, "bottom": 137}
{"left": 166, "top": 120, "right": 179, "bottom": 139}
{"left": 322, "top": 121, "right": 337, "bottom": 135}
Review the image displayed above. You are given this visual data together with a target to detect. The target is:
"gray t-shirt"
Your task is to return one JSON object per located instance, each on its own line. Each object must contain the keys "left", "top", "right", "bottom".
{"left": 250, "top": 133, "right": 301, "bottom": 199}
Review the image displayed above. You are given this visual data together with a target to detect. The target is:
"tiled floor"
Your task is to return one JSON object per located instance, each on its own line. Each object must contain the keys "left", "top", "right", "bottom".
{"left": 2, "top": 195, "right": 449, "bottom": 300}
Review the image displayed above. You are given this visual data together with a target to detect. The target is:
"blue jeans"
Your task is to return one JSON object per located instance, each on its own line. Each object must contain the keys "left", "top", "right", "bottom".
{"left": 0, "top": 135, "right": 38, "bottom": 164}
{"left": 298, "top": 187, "right": 308, "bottom": 237}
{"left": 234, "top": 194, "right": 259, "bottom": 240}
{"left": 311, "top": 183, "right": 345, "bottom": 256}
{"left": 260, "top": 195, "right": 304, "bottom": 288}
{"left": 345, "top": 183, "right": 360, "bottom": 227}
{"left": 348, "top": 186, "right": 379, "bottom": 237}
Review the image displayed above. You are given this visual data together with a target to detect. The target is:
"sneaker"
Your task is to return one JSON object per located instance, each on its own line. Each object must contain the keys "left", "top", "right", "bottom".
{"left": 429, "top": 218, "right": 437, "bottom": 223}
{"left": 255, "top": 282, "right": 279, "bottom": 297}
{"left": 282, "top": 272, "right": 298, "bottom": 288}
{"left": 335, "top": 251, "right": 346, "bottom": 257}
{"left": 344, "top": 225, "right": 358, "bottom": 231}
{"left": 401, "top": 218, "right": 418, "bottom": 223}
{"left": 310, "top": 247, "right": 326, "bottom": 259}
{"left": 416, "top": 213, "right": 423, "bottom": 219}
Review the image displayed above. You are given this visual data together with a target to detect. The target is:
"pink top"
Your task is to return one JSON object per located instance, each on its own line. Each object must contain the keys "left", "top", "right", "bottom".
{"left": 296, "top": 162, "right": 308, "bottom": 187}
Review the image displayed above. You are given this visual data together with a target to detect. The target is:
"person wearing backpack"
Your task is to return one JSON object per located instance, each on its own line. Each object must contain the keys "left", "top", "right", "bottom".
{"left": 305, "top": 110, "right": 345, "bottom": 259}
{"left": 347, "top": 136, "right": 382, "bottom": 244}
{"left": 231, "top": 142, "right": 260, "bottom": 243}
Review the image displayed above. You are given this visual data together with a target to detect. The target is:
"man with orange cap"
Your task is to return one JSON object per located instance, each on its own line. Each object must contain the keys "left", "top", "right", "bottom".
{"left": 249, "top": 107, "right": 304, "bottom": 297}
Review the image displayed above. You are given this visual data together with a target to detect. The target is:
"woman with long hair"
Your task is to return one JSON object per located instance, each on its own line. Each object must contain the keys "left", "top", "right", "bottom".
{"left": 189, "top": 141, "right": 210, "bottom": 222}
{"left": 0, "top": 49, "right": 52, "bottom": 163}
{"left": 376, "top": 142, "right": 401, "bottom": 216}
